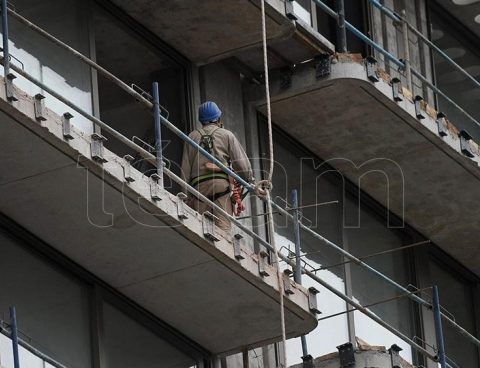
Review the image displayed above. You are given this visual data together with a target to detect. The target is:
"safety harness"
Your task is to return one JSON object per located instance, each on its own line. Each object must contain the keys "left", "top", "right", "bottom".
{"left": 189, "top": 127, "right": 231, "bottom": 202}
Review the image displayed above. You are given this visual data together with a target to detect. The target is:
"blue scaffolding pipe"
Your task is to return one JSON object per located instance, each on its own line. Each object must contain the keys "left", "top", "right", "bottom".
{"left": 1, "top": 0, "right": 10, "bottom": 76}
{"left": 9, "top": 307, "right": 20, "bottom": 368}
{"left": 4, "top": 58, "right": 479, "bottom": 353}
{"left": 2, "top": 4, "right": 480, "bottom": 355}
{"left": 314, "top": 0, "right": 480, "bottom": 129}
{"left": 433, "top": 286, "right": 447, "bottom": 368}
{"left": 152, "top": 82, "right": 164, "bottom": 185}
{"left": 368, "top": 0, "right": 480, "bottom": 91}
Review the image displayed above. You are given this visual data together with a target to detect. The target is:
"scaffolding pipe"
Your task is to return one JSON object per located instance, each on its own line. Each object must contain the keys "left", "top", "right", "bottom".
{"left": 433, "top": 286, "right": 447, "bottom": 368}
{"left": 313, "top": 0, "right": 480, "bottom": 129}
{"left": 0, "top": 323, "right": 68, "bottom": 368}
{"left": 1, "top": 0, "right": 10, "bottom": 76}
{"left": 6, "top": 8, "right": 154, "bottom": 110}
{"left": 368, "top": 0, "right": 480, "bottom": 91}
{"left": 2, "top": 5, "right": 479, "bottom": 348}
{"left": 152, "top": 82, "right": 164, "bottom": 185}
{"left": 9, "top": 307, "right": 20, "bottom": 368}
{"left": 4, "top": 56, "right": 480, "bottom": 352}
{"left": 291, "top": 190, "right": 309, "bottom": 360}
{"left": 335, "top": 0, "right": 347, "bottom": 53}
{"left": 401, "top": 9, "right": 412, "bottom": 91}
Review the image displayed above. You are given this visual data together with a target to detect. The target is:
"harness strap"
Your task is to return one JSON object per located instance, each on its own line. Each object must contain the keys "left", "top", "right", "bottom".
{"left": 189, "top": 172, "right": 229, "bottom": 187}
{"left": 206, "top": 187, "right": 231, "bottom": 202}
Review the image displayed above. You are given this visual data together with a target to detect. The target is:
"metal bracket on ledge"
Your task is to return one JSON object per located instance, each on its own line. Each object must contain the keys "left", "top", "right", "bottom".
{"left": 285, "top": 0, "right": 297, "bottom": 20}
{"left": 122, "top": 155, "right": 135, "bottom": 183}
{"left": 283, "top": 269, "right": 295, "bottom": 295}
{"left": 308, "top": 286, "right": 321, "bottom": 314}
{"left": 414, "top": 96, "right": 425, "bottom": 119}
{"left": 34, "top": 94, "right": 46, "bottom": 121}
{"left": 459, "top": 130, "right": 475, "bottom": 158}
{"left": 365, "top": 56, "right": 379, "bottom": 82}
{"left": 176, "top": 192, "right": 189, "bottom": 220}
{"left": 337, "top": 342, "right": 355, "bottom": 367}
{"left": 391, "top": 77, "right": 403, "bottom": 102}
{"left": 62, "top": 112, "right": 74, "bottom": 140}
{"left": 436, "top": 112, "right": 448, "bottom": 137}
{"left": 90, "top": 133, "right": 108, "bottom": 163}
{"left": 315, "top": 54, "right": 331, "bottom": 79}
{"left": 388, "top": 344, "right": 403, "bottom": 368}
{"left": 258, "top": 250, "right": 270, "bottom": 277}
{"left": 150, "top": 173, "right": 162, "bottom": 201}
{"left": 5, "top": 73, "right": 17, "bottom": 102}
{"left": 202, "top": 212, "right": 219, "bottom": 242}
{"left": 233, "top": 233, "right": 245, "bottom": 261}
{"left": 301, "top": 355, "right": 314, "bottom": 368}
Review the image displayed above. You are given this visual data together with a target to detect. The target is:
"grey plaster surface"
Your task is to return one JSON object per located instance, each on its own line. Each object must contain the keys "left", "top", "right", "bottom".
{"left": 108, "top": 0, "right": 292, "bottom": 64}
{"left": 254, "top": 59, "right": 480, "bottom": 277}
{"left": 0, "top": 80, "right": 317, "bottom": 355}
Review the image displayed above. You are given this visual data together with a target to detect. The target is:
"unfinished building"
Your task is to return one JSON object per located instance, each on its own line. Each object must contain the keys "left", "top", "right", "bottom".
{"left": 0, "top": 1, "right": 479, "bottom": 368}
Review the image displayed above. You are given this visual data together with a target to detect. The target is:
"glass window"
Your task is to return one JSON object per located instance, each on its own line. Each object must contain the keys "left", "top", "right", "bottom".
{"left": 430, "top": 10, "right": 480, "bottom": 140}
{"left": 429, "top": 259, "right": 479, "bottom": 368}
{"left": 4, "top": 0, "right": 94, "bottom": 133}
{"left": 102, "top": 302, "right": 196, "bottom": 368}
{"left": 92, "top": 4, "right": 189, "bottom": 192}
{"left": 259, "top": 126, "right": 349, "bottom": 366}
{"left": 345, "top": 198, "right": 414, "bottom": 362}
{"left": 0, "top": 231, "right": 92, "bottom": 368}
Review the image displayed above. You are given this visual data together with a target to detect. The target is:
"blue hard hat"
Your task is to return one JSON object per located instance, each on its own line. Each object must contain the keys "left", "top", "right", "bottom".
{"left": 198, "top": 101, "right": 222, "bottom": 124}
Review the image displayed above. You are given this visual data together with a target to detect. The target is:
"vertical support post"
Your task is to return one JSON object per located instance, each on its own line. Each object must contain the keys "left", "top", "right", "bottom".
{"left": 335, "top": 0, "right": 347, "bottom": 53}
{"left": 432, "top": 286, "right": 446, "bottom": 368}
{"left": 152, "top": 82, "right": 164, "bottom": 188}
{"left": 292, "top": 189, "right": 302, "bottom": 285}
{"left": 291, "top": 189, "right": 310, "bottom": 363}
{"left": 401, "top": 9, "right": 413, "bottom": 91}
{"left": 1, "top": 0, "right": 16, "bottom": 101}
{"left": 9, "top": 306, "right": 20, "bottom": 368}
{"left": 2, "top": 0, "right": 9, "bottom": 77}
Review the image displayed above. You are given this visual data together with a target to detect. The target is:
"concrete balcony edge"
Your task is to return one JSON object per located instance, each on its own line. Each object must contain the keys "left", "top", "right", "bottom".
{"left": 0, "top": 76, "right": 318, "bottom": 354}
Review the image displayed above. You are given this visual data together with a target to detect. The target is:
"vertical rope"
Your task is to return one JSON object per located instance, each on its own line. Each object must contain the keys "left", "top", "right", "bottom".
{"left": 260, "top": 1, "right": 287, "bottom": 366}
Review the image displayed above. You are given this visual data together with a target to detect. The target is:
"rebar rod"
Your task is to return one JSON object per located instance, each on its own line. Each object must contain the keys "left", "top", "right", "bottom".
{"left": 317, "top": 287, "right": 431, "bottom": 322}
{"left": 312, "top": 240, "right": 430, "bottom": 271}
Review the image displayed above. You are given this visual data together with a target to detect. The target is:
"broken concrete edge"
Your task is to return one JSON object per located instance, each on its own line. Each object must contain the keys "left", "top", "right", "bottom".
{"left": 251, "top": 53, "right": 480, "bottom": 183}
{"left": 0, "top": 77, "right": 318, "bottom": 346}
{"left": 196, "top": 0, "right": 295, "bottom": 65}
{"left": 289, "top": 337, "right": 415, "bottom": 368}
{"left": 197, "top": 0, "right": 334, "bottom": 66}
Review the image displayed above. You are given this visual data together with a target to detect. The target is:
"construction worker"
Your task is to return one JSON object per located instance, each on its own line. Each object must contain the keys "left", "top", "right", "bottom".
{"left": 181, "top": 101, "right": 253, "bottom": 231}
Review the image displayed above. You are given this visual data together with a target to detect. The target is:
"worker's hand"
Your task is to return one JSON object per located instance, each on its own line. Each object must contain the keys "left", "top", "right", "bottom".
{"left": 234, "top": 198, "right": 245, "bottom": 216}
{"left": 232, "top": 179, "right": 245, "bottom": 216}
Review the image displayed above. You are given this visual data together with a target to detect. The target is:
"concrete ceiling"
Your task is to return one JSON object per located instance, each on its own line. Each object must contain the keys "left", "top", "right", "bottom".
{"left": 107, "top": 0, "right": 293, "bottom": 64}
{"left": 0, "top": 93, "right": 316, "bottom": 355}
{"left": 255, "top": 61, "right": 480, "bottom": 277}
{"left": 435, "top": 0, "right": 480, "bottom": 39}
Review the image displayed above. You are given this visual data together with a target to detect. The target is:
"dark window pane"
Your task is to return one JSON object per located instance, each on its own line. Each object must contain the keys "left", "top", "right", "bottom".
{"left": 0, "top": 231, "right": 92, "bottom": 368}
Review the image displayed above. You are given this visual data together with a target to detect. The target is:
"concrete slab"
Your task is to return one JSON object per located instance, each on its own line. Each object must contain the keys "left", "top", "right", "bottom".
{"left": 0, "top": 79, "right": 317, "bottom": 354}
{"left": 108, "top": 0, "right": 294, "bottom": 64}
{"left": 253, "top": 56, "right": 480, "bottom": 277}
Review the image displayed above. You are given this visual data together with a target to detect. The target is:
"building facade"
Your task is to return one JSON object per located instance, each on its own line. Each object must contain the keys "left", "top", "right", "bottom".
{"left": 0, "top": 1, "right": 479, "bottom": 368}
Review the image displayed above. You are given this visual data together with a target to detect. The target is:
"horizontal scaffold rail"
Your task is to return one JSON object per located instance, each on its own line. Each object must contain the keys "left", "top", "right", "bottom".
{"left": 1, "top": 3, "right": 478, "bottom": 365}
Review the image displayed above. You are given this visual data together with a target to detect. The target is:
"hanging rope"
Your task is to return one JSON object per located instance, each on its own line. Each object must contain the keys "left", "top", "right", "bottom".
{"left": 260, "top": 0, "right": 287, "bottom": 366}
